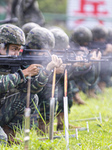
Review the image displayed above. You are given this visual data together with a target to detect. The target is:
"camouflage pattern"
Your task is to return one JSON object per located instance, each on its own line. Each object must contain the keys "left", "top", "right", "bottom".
{"left": 37, "top": 74, "right": 73, "bottom": 121}
{"left": 67, "top": 61, "right": 100, "bottom": 97}
{"left": 37, "top": 74, "right": 57, "bottom": 121}
{"left": 70, "top": 26, "right": 92, "bottom": 46}
{"left": 0, "top": 24, "right": 25, "bottom": 45}
{"left": 0, "top": 126, "right": 7, "bottom": 144}
{"left": 89, "top": 26, "right": 112, "bottom": 88}
{"left": 91, "top": 25, "right": 108, "bottom": 41}
{"left": 47, "top": 26, "right": 65, "bottom": 32}
{"left": 0, "top": 92, "right": 38, "bottom": 129}
{"left": 22, "top": 22, "right": 40, "bottom": 38}
{"left": 0, "top": 65, "right": 50, "bottom": 131}
{"left": 69, "top": 26, "right": 100, "bottom": 96}
{"left": 75, "top": 65, "right": 100, "bottom": 94}
{"left": 37, "top": 28, "right": 71, "bottom": 122}
{"left": 26, "top": 27, "right": 55, "bottom": 49}
{"left": 50, "top": 28, "right": 69, "bottom": 50}
{"left": 107, "top": 27, "right": 112, "bottom": 44}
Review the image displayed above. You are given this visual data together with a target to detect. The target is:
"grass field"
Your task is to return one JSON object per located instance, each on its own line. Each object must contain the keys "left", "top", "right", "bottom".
{"left": 1, "top": 88, "right": 112, "bottom": 150}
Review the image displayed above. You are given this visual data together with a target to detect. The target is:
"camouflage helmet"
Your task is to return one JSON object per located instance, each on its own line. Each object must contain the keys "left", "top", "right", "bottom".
{"left": 50, "top": 28, "right": 69, "bottom": 49}
{"left": 26, "top": 27, "right": 55, "bottom": 49}
{"left": 70, "top": 26, "right": 92, "bottom": 46}
{"left": 91, "top": 25, "right": 108, "bottom": 40}
{"left": 22, "top": 22, "right": 40, "bottom": 38}
{"left": 106, "top": 27, "right": 112, "bottom": 43}
{"left": 47, "top": 25, "right": 65, "bottom": 32}
{"left": 0, "top": 24, "right": 25, "bottom": 45}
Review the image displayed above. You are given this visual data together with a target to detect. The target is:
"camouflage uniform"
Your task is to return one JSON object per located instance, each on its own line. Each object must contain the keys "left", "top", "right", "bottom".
{"left": 70, "top": 26, "right": 100, "bottom": 97}
{"left": 89, "top": 25, "right": 112, "bottom": 89}
{"left": 50, "top": 28, "right": 73, "bottom": 113}
{"left": 0, "top": 24, "right": 51, "bottom": 142}
{"left": 25, "top": 27, "right": 55, "bottom": 131}
{"left": 37, "top": 28, "right": 74, "bottom": 131}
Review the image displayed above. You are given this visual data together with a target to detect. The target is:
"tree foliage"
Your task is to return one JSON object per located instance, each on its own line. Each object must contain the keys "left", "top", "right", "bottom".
{"left": 37, "top": 0, "right": 67, "bottom": 13}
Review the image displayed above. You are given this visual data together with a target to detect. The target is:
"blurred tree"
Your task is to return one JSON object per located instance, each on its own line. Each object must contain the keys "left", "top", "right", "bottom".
{"left": 37, "top": 0, "right": 67, "bottom": 13}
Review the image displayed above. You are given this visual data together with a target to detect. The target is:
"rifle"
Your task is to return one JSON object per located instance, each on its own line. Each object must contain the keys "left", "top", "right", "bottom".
{"left": 0, "top": 49, "right": 52, "bottom": 73}
{"left": 51, "top": 49, "right": 108, "bottom": 63}
{"left": 0, "top": 49, "right": 108, "bottom": 73}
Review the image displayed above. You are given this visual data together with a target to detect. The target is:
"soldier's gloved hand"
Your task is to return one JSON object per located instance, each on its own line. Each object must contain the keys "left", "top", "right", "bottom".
{"left": 56, "top": 64, "right": 66, "bottom": 74}
{"left": 90, "top": 51, "right": 101, "bottom": 60}
{"left": 73, "top": 55, "right": 85, "bottom": 67}
{"left": 22, "top": 64, "right": 43, "bottom": 77}
{"left": 46, "top": 55, "right": 63, "bottom": 71}
{"left": 103, "top": 44, "right": 112, "bottom": 55}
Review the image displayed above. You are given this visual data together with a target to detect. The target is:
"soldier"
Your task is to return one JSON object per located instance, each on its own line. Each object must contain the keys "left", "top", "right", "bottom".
{"left": 51, "top": 27, "right": 101, "bottom": 130}
{"left": 50, "top": 28, "right": 74, "bottom": 130}
{"left": 22, "top": 22, "right": 41, "bottom": 38}
{"left": 0, "top": 24, "right": 62, "bottom": 143}
{"left": 90, "top": 25, "right": 112, "bottom": 92}
{"left": 69, "top": 26, "right": 96, "bottom": 99}
{"left": 70, "top": 26, "right": 102, "bottom": 98}
{"left": 12, "top": 0, "right": 45, "bottom": 27}
{"left": 25, "top": 26, "right": 64, "bottom": 133}
{"left": 70, "top": 26, "right": 92, "bottom": 48}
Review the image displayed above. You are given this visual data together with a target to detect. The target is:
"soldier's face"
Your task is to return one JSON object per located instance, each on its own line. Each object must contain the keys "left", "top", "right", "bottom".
{"left": 7, "top": 44, "right": 21, "bottom": 56}
{"left": 0, "top": 44, "right": 21, "bottom": 55}
{"left": 9, "top": 44, "right": 21, "bottom": 56}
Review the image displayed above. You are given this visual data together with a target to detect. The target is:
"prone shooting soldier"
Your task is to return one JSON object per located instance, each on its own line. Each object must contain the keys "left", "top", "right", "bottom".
{"left": 25, "top": 26, "right": 63, "bottom": 134}
{"left": 89, "top": 25, "right": 112, "bottom": 92}
{"left": 0, "top": 24, "right": 62, "bottom": 144}
{"left": 69, "top": 26, "right": 101, "bottom": 99}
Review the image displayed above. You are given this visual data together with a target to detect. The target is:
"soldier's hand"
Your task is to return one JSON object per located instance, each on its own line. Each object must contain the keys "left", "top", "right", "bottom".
{"left": 46, "top": 55, "right": 63, "bottom": 71}
{"left": 73, "top": 56, "right": 85, "bottom": 67}
{"left": 90, "top": 51, "right": 101, "bottom": 60}
{"left": 103, "top": 44, "right": 112, "bottom": 55}
{"left": 22, "top": 64, "right": 43, "bottom": 77}
{"left": 56, "top": 64, "right": 66, "bottom": 74}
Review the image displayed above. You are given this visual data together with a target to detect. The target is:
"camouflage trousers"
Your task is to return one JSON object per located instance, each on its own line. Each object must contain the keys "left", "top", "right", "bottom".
{"left": 0, "top": 126, "right": 7, "bottom": 145}
{"left": 0, "top": 92, "right": 38, "bottom": 130}
{"left": 37, "top": 81, "right": 73, "bottom": 121}
{"left": 37, "top": 84, "right": 57, "bottom": 121}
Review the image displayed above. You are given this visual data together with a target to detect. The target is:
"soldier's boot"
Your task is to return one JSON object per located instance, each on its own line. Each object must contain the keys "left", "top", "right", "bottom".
{"left": 87, "top": 89, "right": 98, "bottom": 99}
{"left": 3, "top": 125, "right": 21, "bottom": 144}
{"left": 57, "top": 112, "right": 64, "bottom": 131}
{"left": 73, "top": 92, "right": 86, "bottom": 105}
{"left": 38, "top": 118, "right": 49, "bottom": 134}
{"left": 98, "top": 82, "right": 106, "bottom": 92}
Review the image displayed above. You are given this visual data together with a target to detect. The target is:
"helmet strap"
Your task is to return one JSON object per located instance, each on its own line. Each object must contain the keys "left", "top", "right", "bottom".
{"left": 6, "top": 44, "right": 9, "bottom": 55}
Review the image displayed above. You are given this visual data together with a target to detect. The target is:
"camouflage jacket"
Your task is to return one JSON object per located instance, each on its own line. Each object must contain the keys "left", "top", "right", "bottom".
{"left": 0, "top": 65, "right": 50, "bottom": 99}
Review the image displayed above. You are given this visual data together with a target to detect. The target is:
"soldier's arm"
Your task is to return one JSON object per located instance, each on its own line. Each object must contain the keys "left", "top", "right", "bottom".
{"left": 0, "top": 70, "right": 26, "bottom": 94}
{"left": 28, "top": 55, "right": 63, "bottom": 93}
{"left": 19, "top": 55, "right": 63, "bottom": 93}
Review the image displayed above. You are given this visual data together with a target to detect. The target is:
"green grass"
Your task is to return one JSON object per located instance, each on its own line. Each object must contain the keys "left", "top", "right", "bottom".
{"left": 1, "top": 88, "right": 112, "bottom": 150}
